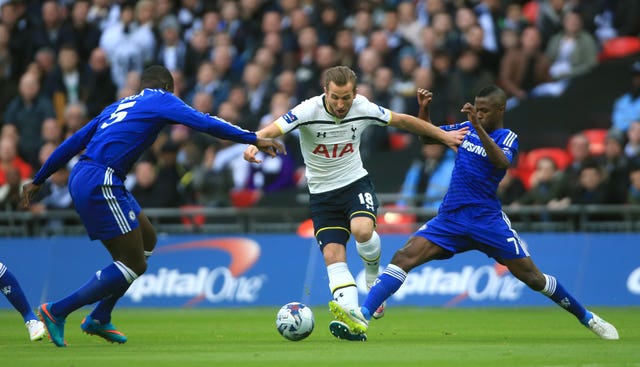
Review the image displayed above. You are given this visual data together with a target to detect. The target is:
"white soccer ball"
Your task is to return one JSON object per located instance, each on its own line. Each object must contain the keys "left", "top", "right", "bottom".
{"left": 275, "top": 302, "right": 314, "bottom": 341}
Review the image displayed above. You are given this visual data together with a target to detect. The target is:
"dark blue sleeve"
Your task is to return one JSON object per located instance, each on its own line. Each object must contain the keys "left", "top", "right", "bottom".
{"left": 159, "top": 94, "right": 257, "bottom": 144}
{"left": 32, "top": 119, "right": 99, "bottom": 185}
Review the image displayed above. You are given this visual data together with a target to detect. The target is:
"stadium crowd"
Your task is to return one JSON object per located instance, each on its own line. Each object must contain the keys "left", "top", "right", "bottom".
{"left": 0, "top": 0, "right": 639, "bottom": 215}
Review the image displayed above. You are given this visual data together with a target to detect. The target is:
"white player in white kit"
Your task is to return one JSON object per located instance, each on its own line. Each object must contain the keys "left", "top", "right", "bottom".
{"left": 244, "top": 66, "right": 466, "bottom": 341}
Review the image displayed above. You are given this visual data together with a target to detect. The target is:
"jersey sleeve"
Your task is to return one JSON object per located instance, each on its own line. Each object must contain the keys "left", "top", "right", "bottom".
{"left": 360, "top": 96, "right": 391, "bottom": 126}
{"left": 274, "top": 99, "right": 314, "bottom": 134}
{"left": 160, "top": 93, "right": 257, "bottom": 144}
{"left": 32, "top": 118, "right": 100, "bottom": 185}
{"left": 497, "top": 129, "right": 519, "bottom": 165}
{"left": 441, "top": 121, "right": 471, "bottom": 131}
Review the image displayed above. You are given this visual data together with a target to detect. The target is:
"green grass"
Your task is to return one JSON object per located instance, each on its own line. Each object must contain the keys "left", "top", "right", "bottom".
{"left": 1, "top": 307, "right": 638, "bottom": 367}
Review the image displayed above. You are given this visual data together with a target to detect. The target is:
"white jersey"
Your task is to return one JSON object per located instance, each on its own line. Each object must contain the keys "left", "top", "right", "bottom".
{"left": 275, "top": 94, "right": 391, "bottom": 193}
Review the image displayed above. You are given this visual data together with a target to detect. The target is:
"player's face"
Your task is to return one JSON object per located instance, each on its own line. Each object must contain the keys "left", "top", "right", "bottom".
{"left": 474, "top": 96, "right": 504, "bottom": 130}
{"left": 324, "top": 81, "right": 356, "bottom": 119}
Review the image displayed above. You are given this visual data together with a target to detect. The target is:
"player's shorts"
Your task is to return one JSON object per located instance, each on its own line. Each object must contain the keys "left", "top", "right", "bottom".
{"left": 416, "top": 205, "right": 529, "bottom": 260}
{"left": 308, "top": 175, "right": 379, "bottom": 248}
{"left": 69, "top": 160, "right": 140, "bottom": 241}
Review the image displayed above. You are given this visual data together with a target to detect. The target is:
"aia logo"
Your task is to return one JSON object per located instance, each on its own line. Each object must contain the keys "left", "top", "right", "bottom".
{"left": 312, "top": 143, "right": 354, "bottom": 158}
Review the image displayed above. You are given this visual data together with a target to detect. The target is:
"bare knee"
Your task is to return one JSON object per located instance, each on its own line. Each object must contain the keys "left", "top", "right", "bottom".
{"left": 350, "top": 217, "right": 374, "bottom": 243}
{"left": 322, "top": 243, "right": 346, "bottom": 265}
{"left": 521, "top": 272, "right": 546, "bottom": 291}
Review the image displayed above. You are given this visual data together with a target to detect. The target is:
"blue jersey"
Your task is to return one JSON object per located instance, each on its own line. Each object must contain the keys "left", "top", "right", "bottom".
{"left": 439, "top": 121, "right": 518, "bottom": 212}
{"left": 33, "top": 88, "right": 256, "bottom": 184}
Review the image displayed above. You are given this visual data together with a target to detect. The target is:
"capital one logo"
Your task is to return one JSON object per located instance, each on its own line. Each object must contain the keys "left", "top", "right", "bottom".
{"left": 627, "top": 267, "right": 640, "bottom": 294}
{"left": 125, "top": 238, "right": 265, "bottom": 306}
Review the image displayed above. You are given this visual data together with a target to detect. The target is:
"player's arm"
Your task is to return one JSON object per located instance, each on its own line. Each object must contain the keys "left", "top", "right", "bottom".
{"left": 163, "top": 94, "right": 285, "bottom": 158}
{"left": 415, "top": 88, "right": 443, "bottom": 144}
{"left": 461, "top": 103, "right": 511, "bottom": 169}
{"left": 244, "top": 122, "right": 285, "bottom": 164}
{"left": 389, "top": 91, "right": 467, "bottom": 150}
{"left": 22, "top": 119, "right": 99, "bottom": 208}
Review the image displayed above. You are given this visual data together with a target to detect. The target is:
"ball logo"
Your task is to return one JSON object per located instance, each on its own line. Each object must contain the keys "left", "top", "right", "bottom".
{"left": 125, "top": 238, "right": 264, "bottom": 306}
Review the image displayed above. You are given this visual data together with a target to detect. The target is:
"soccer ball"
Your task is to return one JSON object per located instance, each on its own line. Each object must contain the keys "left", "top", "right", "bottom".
{"left": 275, "top": 302, "right": 314, "bottom": 341}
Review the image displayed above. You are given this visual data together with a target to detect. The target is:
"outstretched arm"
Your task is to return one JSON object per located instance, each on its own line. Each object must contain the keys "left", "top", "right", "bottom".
{"left": 390, "top": 89, "right": 467, "bottom": 150}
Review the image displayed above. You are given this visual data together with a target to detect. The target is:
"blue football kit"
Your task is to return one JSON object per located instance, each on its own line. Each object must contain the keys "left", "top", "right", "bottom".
{"left": 415, "top": 121, "right": 528, "bottom": 260}
{"left": 32, "top": 88, "right": 257, "bottom": 240}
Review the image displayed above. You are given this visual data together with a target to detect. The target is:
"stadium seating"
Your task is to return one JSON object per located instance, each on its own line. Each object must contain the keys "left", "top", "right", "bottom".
{"left": 515, "top": 147, "right": 572, "bottom": 189}
{"left": 581, "top": 128, "right": 608, "bottom": 156}
{"left": 599, "top": 36, "right": 640, "bottom": 62}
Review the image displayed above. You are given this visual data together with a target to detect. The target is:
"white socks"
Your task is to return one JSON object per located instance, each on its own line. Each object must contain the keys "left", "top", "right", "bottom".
{"left": 327, "top": 262, "right": 359, "bottom": 308}
{"left": 356, "top": 231, "right": 381, "bottom": 287}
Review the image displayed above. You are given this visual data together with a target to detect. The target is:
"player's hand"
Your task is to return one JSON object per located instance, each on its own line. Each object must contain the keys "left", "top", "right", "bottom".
{"left": 243, "top": 144, "right": 261, "bottom": 163}
{"left": 21, "top": 182, "right": 41, "bottom": 209}
{"left": 443, "top": 127, "right": 468, "bottom": 151}
{"left": 416, "top": 88, "right": 433, "bottom": 108}
{"left": 255, "top": 137, "right": 287, "bottom": 159}
{"left": 460, "top": 103, "right": 479, "bottom": 128}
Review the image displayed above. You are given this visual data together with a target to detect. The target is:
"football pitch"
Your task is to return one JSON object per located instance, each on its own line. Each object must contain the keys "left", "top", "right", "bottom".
{"left": 1, "top": 307, "right": 638, "bottom": 367}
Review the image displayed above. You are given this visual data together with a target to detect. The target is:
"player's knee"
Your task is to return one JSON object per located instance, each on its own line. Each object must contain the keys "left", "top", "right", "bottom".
{"left": 351, "top": 226, "right": 373, "bottom": 243}
{"left": 126, "top": 258, "right": 148, "bottom": 276}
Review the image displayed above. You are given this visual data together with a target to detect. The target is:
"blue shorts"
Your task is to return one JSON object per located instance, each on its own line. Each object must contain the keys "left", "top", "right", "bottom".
{"left": 416, "top": 206, "right": 529, "bottom": 260}
{"left": 308, "top": 175, "right": 379, "bottom": 248}
{"left": 69, "top": 160, "right": 140, "bottom": 241}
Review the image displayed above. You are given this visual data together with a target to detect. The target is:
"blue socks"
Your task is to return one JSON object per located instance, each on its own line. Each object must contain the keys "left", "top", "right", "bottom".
{"left": 0, "top": 264, "right": 38, "bottom": 322}
{"left": 361, "top": 264, "right": 407, "bottom": 320}
{"left": 540, "top": 274, "right": 590, "bottom": 325}
{"left": 50, "top": 261, "right": 138, "bottom": 319}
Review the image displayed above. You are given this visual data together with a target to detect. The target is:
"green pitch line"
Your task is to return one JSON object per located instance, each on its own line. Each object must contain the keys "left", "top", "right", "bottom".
{"left": 1, "top": 307, "right": 638, "bottom": 367}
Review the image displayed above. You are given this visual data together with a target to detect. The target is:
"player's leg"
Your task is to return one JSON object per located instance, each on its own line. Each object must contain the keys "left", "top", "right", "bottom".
{"left": 351, "top": 216, "right": 386, "bottom": 318}
{"left": 0, "top": 262, "right": 46, "bottom": 341}
{"left": 82, "top": 212, "right": 156, "bottom": 343}
{"left": 360, "top": 235, "right": 450, "bottom": 321}
{"left": 476, "top": 210, "right": 618, "bottom": 340}
{"left": 503, "top": 256, "right": 619, "bottom": 339}
{"left": 39, "top": 228, "right": 144, "bottom": 346}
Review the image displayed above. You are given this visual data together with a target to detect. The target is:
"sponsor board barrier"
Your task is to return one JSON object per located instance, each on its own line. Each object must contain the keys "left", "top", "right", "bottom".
{"left": 0, "top": 233, "right": 638, "bottom": 308}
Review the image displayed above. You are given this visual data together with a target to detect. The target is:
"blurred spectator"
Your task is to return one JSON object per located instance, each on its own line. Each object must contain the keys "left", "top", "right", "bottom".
{"left": 513, "top": 156, "right": 564, "bottom": 206}
{"left": 429, "top": 50, "right": 456, "bottom": 124}
{"left": 185, "top": 61, "right": 229, "bottom": 114}
{"left": 40, "top": 117, "right": 62, "bottom": 146}
{"left": 450, "top": 48, "right": 495, "bottom": 121}
{"left": 545, "top": 11, "right": 598, "bottom": 82}
{"left": 64, "top": 0, "right": 101, "bottom": 66}
{"left": 474, "top": 0, "right": 502, "bottom": 54}
{"left": 62, "top": 101, "right": 89, "bottom": 136}
{"left": 461, "top": 23, "right": 501, "bottom": 79}
{"left": 84, "top": 47, "right": 118, "bottom": 116}
{"left": 536, "top": 0, "right": 571, "bottom": 48}
{"left": 554, "top": 133, "right": 594, "bottom": 205}
{"left": 397, "top": 143, "right": 455, "bottom": 209}
{"left": 396, "top": 1, "right": 424, "bottom": 50}
{"left": 351, "top": 9, "right": 373, "bottom": 54}
{"left": 334, "top": 27, "right": 356, "bottom": 70}
{"left": 4, "top": 71, "right": 55, "bottom": 166}
{"left": 315, "top": 2, "right": 342, "bottom": 46}
{"left": 43, "top": 44, "right": 88, "bottom": 123}
{"left": 394, "top": 46, "right": 421, "bottom": 116}
{"left": 500, "top": 26, "right": 551, "bottom": 107}
{"left": 155, "top": 15, "right": 187, "bottom": 73}
{"left": 31, "top": 0, "right": 73, "bottom": 55}
{"left": 624, "top": 121, "right": 640, "bottom": 159}
{"left": 595, "top": 128, "right": 630, "bottom": 203}
{"left": 611, "top": 61, "right": 640, "bottom": 133}
{"left": 99, "top": 1, "right": 155, "bottom": 89}
{"left": 503, "top": 3, "right": 529, "bottom": 33}
{"left": 184, "top": 28, "right": 211, "bottom": 85}
{"left": 192, "top": 143, "right": 234, "bottom": 207}
{"left": 155, "top": 141, "right": 186, "bottom": 208}
{"left": 497, "top": 169, "right": 526, "bottom": 206}
{"left": 356, "top": 47, "right": 382, "bottom": 86}
{"left": 627, "top": 161, "right": 640, "bottom": 204}
{"left": 241, "top": 62, "right": 274, "bottom": 130}
{"left": 1, "top": 0, "right": 33, "bottom": 80}
{"left": 0, "top": 23, "right": 17, "bottom": 123}
{"left": 0, "top": 135, "right": 32, "bottom": 185}
{"left": 0, "top": 166, "right": 23, "bottom": 210}
{"left": 567, "top": 161, "right": 609, "bottom": 205}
